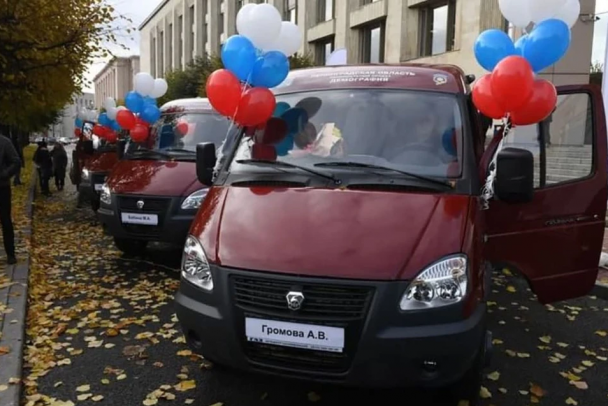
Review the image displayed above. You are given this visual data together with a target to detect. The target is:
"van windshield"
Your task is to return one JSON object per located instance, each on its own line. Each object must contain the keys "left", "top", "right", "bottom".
{"left": 228, "top": 89, "right": 464, "bottom": 179}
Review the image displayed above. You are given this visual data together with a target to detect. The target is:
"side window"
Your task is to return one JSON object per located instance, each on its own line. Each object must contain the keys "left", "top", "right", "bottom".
{"left": 501, "top": 93, "right": 593, "bottom": 189}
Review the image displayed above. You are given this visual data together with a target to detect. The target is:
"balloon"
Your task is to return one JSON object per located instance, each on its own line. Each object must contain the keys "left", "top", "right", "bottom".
{"left": 498, "top": 0, "right": 532, "bottom": 28}
{"left": 295, "top": 97, "right": 322, "bottom": 118}
{"left": 104, "top": 97, "right": 116, "bottom": 111}
{"left": 105, "top": 131, "right": 118, "bottom": 143}
{"left": 116, "top": 109, "right": 137, "bottom": 130}
{"left": 514, "top": 34, "right": 528, "bottom": 56}
{"left": 88, "top": 110, "right": 98, "bottom": 122}
{"left": 175, "top": 121, "right": 189, "bottom": 136}
{"left": 546, "top": 0, "right": 580, "bottom": 28}
{"left": 106, "top": 107, "right": 118, "bottom": 121}
{"left": 511, "top": 79, "right": 557, "bottom": 125}
{"left": 273, "top": 102, "right": 291, "bottom": 117}
{"left": 522, "top": 19, "right": 571, "bottom": 72}
{"left": 74, "top": 128, "right": 81, "bottom": 136}
{"left": 130, "top": 124, "right": 149, "bottom": 142}
{"left": 472, "top": 75, "right": 507, "bottom": 119}
{"left": 151, "top": 78, "right": 169, "bottom": 98}
{"left": 143, "top": 96, "right": 157, "bottom": 106}
{"left": 134, "top": 72, "right": 155, "bottom": 96}
{"left": 206, "top": 69, "right": 242, "bottom": 117}
{"left": 294, "top": 122, "right": 318, "bottom": 149}
{"left": 441, "top": 129, "right": 457, "bottom": 157}
{"left": 474, "top": 29, "right": 516, "bottom": 71}
{"left": 251, "top": 51, "right": 290, "bottom": 88}
{"left": 237, "top": 3, "right": 282, "bottom": 50}
{"left": 258, "top": 118, "right": 288, "bottom": 145}
{"left": 75, "top": 118, "right": 83, "bottom": 128}
{"left": 236, "top": 3, "right": 257, "bottom": 35}
{"left": 111, "top": 120, "right": 121, "bottom": 131}
{"left": 92, "top": 125, "right": 105, "bottom": 136}
{"left": 251, "top": 143, "right": 278, "bottom": 161}
{"left": 221, "top": 35, "right": 258, "bottom": 82}
{"left": 280, "top": 108, "right": 308, "bottom": 134}
{"left": 234, "top": 87, "right": 276, "bottom": 127}
{"left": 274, "top": 134, "right": 294, "bottom": 156}
{"left": 98, "top": 112, "right": 110, "bottom": 127}
{"left": 528, "top": 0, "right": 568, "bottom": 23}
{"left": 125, "top": 91, "right": 144, "bottom": 114}
{"left": 263, "top": 21, "right": 302, "bottom": 56}
{"left": 490, "top": 56, "right": 534, "bottom": 112}
{"left": 140, "top": 104, "right": 161, "bottom": 124}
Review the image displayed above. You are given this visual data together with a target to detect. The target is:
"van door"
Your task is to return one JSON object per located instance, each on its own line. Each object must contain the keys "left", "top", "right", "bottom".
{"left": 485, "top": 85, "right": 607, "bottom": 304}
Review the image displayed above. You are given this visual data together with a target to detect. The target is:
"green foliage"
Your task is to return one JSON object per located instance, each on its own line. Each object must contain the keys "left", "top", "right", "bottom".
{"left": 590, "top": 62, "right": 603, "bottom": 87}
{"left": 289, "top": 52, "right": 315, "bottom": 70}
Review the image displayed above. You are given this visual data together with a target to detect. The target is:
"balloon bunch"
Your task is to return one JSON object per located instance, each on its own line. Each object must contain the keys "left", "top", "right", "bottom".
{"left": 472, "top": 0, "right": 578, "bottom": 125}
{"left": 206, "top": 3, "right": 302, "bottom": 128}
{"left": 99, "top": 73, "right": 168, "bottom": 143}
{"left": 74, "top": 108, "right": 97, "bottom": 130}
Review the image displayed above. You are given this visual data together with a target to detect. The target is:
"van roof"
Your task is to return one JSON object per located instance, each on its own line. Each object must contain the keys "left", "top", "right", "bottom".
{"left": 273, "top": 64, "right": 469, "bottom": 95}
{"left": 160, "top": 97, "right": 214, "bottom": 113}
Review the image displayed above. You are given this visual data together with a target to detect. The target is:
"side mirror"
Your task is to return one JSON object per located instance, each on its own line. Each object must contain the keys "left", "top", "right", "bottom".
{"left": 116, "top": 140, "right": 126, "bottom": 160}
{"left": 83, "top": 140, "right": 94, "bottom": 155}
{"left": 495, "top": 147, "right": 534, "bottom": 204}
{"left": 196, "top": 143, "right": 217, "bottom": 186}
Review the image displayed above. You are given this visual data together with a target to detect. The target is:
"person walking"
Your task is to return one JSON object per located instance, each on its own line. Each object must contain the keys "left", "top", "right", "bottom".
{"left": 51, "top": 143, "right": 68, "bottom": 191}
{"left": 0, "top": 130, "right": 22, "bottom": 265}
{"left": 10, "top": 131, "right": 24, "bottom": 186}
{"left": 33, "top": 141, "right": 53, "bottom": 196}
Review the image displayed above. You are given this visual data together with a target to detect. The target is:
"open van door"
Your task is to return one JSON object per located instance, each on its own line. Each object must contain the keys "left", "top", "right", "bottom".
{"left": 485, "top": 85, "right": 607, "bottom": 304}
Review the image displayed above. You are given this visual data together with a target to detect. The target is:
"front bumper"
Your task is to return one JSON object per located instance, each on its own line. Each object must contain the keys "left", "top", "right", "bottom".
{"left": 97, "top": 194, "right": 195, "bottom": 244}
{"left": 78, "top": 172, "right": 107, "bottom": 203}
{"left": 175, "top": 266, "right": 488, "bottom": 388}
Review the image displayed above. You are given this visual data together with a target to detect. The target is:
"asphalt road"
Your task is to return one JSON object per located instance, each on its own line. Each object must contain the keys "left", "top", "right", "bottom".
{"left": 21, "top": 184, "right": 608, "bottom": 406}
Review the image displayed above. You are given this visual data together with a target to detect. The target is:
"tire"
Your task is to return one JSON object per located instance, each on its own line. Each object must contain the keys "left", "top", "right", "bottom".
{"left": 442, "top": 336, "right": 487, "bottom": 406}
{"left": 113, "top": 237, "right": 147, "bottom": 256}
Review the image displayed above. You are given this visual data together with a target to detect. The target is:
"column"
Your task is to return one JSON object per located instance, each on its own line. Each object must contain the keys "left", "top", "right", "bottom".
{"left": 208, "top": 0, "right": 221, "bottom": 53}
{"left": 196, "top": 0, "right": 205, "bottom": 57}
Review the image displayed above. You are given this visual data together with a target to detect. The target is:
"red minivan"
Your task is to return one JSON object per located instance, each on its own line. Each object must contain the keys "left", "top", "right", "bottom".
{"left": 175, "top": 65, "right": 607, "bottom": 403}
{"left": 97, "top": 98, "right": 231, "bottom": 255}
{"left": 77, "top": 141, "right": 119, "bottom": 211}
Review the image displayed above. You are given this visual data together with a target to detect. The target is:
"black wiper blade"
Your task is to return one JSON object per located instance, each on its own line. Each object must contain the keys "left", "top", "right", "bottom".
{"left": 314, "top": 162, "right": 453, "bottom": 188}
{"left": 128, "top": 149, "right": 173, "bottom": 159}
{"left": 236, "top": 159, "right": 341, "bottom": 184}
{"left": 162, "top": 148, "right": 195, "bottom": 153}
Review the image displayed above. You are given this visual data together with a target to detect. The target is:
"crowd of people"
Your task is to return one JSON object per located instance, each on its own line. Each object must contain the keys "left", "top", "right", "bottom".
{"left": 33, "top": 140, "right": 68, "bottom": 195}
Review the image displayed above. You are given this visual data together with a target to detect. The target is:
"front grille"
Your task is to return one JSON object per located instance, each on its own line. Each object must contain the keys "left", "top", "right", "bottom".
{"left": 122, "top": 224, "right": 163, "bottom": 237}
{"left": 117, "top": 196, "right": 171, "bottom": 212}
{"left": 91, "top": 173, "right": 107, "bottom": 185}
{"left": 245, "top": 341, "right": 350, "bottom": 373}
{"left": 232, "top": 276, "right": 374, "bottom": 321}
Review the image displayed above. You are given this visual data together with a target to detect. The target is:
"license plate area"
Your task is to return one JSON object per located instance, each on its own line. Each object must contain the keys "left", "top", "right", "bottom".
{"left": 94, "top": 184, "right": 103, "bottom": 191}
{"left": 120, "top": 212, "right": 159, "bottom": 226}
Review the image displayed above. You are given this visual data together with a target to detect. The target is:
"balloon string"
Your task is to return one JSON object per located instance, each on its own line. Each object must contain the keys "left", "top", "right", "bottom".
{"left": 480, "top": 116, "right": 511, "bottom": 210}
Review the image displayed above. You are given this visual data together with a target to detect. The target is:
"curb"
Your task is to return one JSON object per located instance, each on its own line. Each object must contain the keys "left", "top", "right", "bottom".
{"left": 0, "top": 170, "right": 36, "bottom": 406}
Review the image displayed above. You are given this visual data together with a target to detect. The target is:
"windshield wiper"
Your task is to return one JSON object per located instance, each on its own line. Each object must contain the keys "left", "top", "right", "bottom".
{"left": 127, "top": 149, "right": 173, "bottom": 160}
{"left": 314, "top": 162, "right": 453, "bottom": 188}
{"left": 236, "top": 159, "right": 341, "bottom": 184}
{"left": 162, "top": 148, "right": 195, "bottom": 154}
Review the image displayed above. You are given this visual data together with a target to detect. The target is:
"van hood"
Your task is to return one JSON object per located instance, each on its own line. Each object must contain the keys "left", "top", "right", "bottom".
{"left": 85, "top": 151, "right": 118, "bottom": 173}
{"left": 192, "top": 187, "right": 470, "bottom": 281}
{"left": 106, "top": 159, "right": 202, "bottom": 196}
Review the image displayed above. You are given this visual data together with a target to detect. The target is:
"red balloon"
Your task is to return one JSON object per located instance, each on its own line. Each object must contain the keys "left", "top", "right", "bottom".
{"left": 105, "top": 131, "right": 118, "bottom": 143}
{"left": 130, "top": 124, "right": 149, "bottom": 142}
{"left": 510, "top": 79, "right": 557, "bottom": 126}
{"left": 206, "top": 69, "right": 242, "bottom": 117}
{"left": 472, "top": 74, "right": 506, "bottom": 120}
{"left": 92, "top": 124, "right": 105, "bottom": 136}
{"left": 234, "top": 88, "right": 276, "bottom": 127}
{"left": 251, "top": 143, "right": 277, "bottom": 161}
{"left": 116, "top": 109, "right": 137, "bottom": 130}
{"left": 257, "top": 118, "right": 288, "bottom": 145}
{"left": 74, "top": 128, "right": 81, "bottom": 136}
{"left": 490, "top": 56, "right": 534, "bottom": 113}
{"left": 175, "top": 121, "right": 189, "bottom": 136}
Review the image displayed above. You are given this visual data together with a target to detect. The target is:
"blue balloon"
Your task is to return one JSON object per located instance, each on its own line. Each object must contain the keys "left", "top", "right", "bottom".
{"left": 273, "top": 102, "right": 291, "bottom": 117}
{"left": 98, "top": 113, "right": 110, "bottom": 127}
{"left": 441, "top": 129, "right": 457, "bottom": 157}
{"left": 125, "top": 91, "right": 145, "bottom": 114}
{"left": 221, "top": 35, "right": 257, "bottom": 82}
{"left": 140, "top": 104, "right": 161, "bottom": 124}
{"left": 111, "top": 120, "right": 121, "bottom": 131}
{"left": 251, "top": 51, "right": 290, "bottom": 88}
{"left": 474, "top": 29, "right": 516, "bottom": 71}
{"left": 280, "top": 108, "right": 308, "bottom": 134}
{"left": 75, "top": 118, "right": 83, "bottom": 128}
{"left": 274, "top": 134, "right": 294, "bottom": 156}
{"left": 514, "top": 34, "right": 528, "bottom": 56}
{"left": 522, "top": 19, "right": 571, "bottom": 72}
{"left": 143, "top": 96, "right": 157, "bottom": 106}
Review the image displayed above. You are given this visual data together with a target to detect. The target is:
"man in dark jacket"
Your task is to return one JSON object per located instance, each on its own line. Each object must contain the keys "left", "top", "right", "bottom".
{"left": 0, "top": 132, "right": 22, "bottom": 264}
{"left": 33, "top": 141, "right": 53, "bottom": 195}
{"left": 10, "top": 131, "right": 24, "bottom": 186}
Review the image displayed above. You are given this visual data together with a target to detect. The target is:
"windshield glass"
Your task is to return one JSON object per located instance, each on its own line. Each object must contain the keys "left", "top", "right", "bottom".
{"left": 228, "top": 89, "right": 464, "bottom": 179}
{"left": 149, "top": 111, "right": 231, "bottom": 152}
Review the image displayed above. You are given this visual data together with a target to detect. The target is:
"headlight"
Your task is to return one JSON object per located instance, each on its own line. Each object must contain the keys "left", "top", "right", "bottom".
{"left": 399, "top": 255, "right": 468, "bottom": 311}
{"left": 180, "top": 189, "right": 208, "bottom": 210}
{"left": 81, "top": 169, "right": 90, "bottom": 181}
{"left": 100, "top": 183, "right": 111, "bottom": 205}
{"left": 181, "top": 235, "right": 213, "bottom": 291}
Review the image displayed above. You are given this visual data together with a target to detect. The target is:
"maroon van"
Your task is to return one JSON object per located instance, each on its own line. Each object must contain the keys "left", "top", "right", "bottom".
{"left": 97, "top": 98, "right": 230, "bottom": 255}
{"left": 175, "top": 65, "right": 607, "bottom": 403}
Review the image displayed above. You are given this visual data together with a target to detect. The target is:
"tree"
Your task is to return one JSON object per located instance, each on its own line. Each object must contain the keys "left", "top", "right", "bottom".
{"left": 159, "top": 55, "right": 224, "bottom": 105}
{"left": 590, "top": 62, "right": 603, "bottom": 87}
{"left": 0, "top": 0, "right": 129, "bottom": 131}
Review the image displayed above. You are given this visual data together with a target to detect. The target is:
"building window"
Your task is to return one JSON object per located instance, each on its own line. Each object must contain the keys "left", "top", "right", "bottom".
{"left": 159, "top": 31, "right": 164, "bottom": 76}
{"left": 202, "top": 1, "right": 208, "bottom": 56}
{"left": 317, "top": 0, "right": 334, "bottom": 23}
{"left": 361, "top": 0, "right": 379, "bottom": 4}
{"left": 236, "top": 0, "right": 243, "bottom": 12}
{"left": 315, "top": 37, "right": 334, "bottom": 65}
{"left": 178, "top": 16, "right": 183, "bottom": 69}
{"left": 418, "top": 0, "right": 456, "bottom": 57}
{"left": 502, "top": 18, "right": 515, "bottom": 40}
{"left": 168, "top": 24, "right": 173, "bottom": 71}
{"left": 284, "top": 0, "right": 297, "bottom": 24}
{"left": 360, "top": 22, "right": 385, "bottom": 63}
{"left": 151, "top": 36, "right": 157, "bottom": 77}
{"left": 190, "top": 5, "right": 195, "bottom": 59}
{"left": 219, "top": 12, "right": 224, "bottom": 44}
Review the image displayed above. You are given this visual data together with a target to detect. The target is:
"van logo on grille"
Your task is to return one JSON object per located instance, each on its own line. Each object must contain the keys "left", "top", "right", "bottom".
{"left": 286, "top": 291, "right": 305, "bottom": 311}
{"left": 136, "top": 200, "right": 145, "bottom": 210}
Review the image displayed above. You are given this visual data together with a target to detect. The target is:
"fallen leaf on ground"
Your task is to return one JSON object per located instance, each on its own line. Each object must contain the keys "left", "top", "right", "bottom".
{"left": 92, "top": 395, "right": 104, "bottom": 402}
{"left": 595, "top": 330, "right": 607, "bottom": 337}
{"left": 77, "top": 393, "right": 92, "bottom": 401}
{"left": 0, "top": 385, "right": 7, "bottom": 392}
{"left": 498, "top": 388, "right": 507, "bottom": 394}
{"left": 76, "top": 384, "right": 90, "bottom": 392}
{"left": 487, "top": 371, "right": 500, "bottom": 381}
{"left": 184, "top": 400, "right": 194, "bottom": 405}
{"left": 480, "top": 387, "right": 491, "bottom": 399}
{"left": 557, "top": 342, "right": 569, "bottom": 348}
{"left": 0, "top": 346, "right": 10, "bottom": 355}
{"left": 539, "top": 336, "right": 551, "bottom": 344}
{"left": 174, "top": 380, "right": 196, "bottom": 392}
{"left": 142, "top": 399, "right": 158, "bottom": 406}
{"left": 565, "top": 397, "right": 578, "bottom": 405}
{"left": 569, "top": 381, "right": 588, "bottom": 390}
{"left": 530, "top": 383, "right": 546, "bottom": 398}
{"left": 117, "top": 374, "right": 127, "bottom": 380}
{"left": 506, "top": 286, "right": 516, "bottom": 293}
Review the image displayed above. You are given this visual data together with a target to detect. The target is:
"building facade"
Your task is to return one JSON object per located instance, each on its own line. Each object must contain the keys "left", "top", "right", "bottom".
{"left": 93, "top": 56, "right": 141, "bottom": 108}
{"left": 49, "top": 93, "right": 95, "bottom": 139}
{"left": 139, "top": 0, "right": 598, "bottom": 85}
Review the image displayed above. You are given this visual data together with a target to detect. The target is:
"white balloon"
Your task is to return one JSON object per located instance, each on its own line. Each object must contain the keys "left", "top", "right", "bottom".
{"left": 134, "top": 72, "right": 155, "bottom": 96}
{"left": 498, "top": 0, "right": 532, "bottom": 28}
{"left": 106, "top": 107, "right": 118, "bottom": 120}
{"left": 236, "top": 3, "right": 257, "bottom": 35}
{"left": 103, "top": 97, "right": 116, "bottom": 111}
{"left": 528, "top": 0, "right": 568, "bottom": 23}
{"left": 88, "top": 110, "right": 97, "bottom": 122}
{"left": 239, "top": 3, "right": 282, "bottom": 50}
{"left": 117, "top": 106, "right": 128, "bottom": 111}
{"left": 263, "top": 21, "right": 302, "bottom": 56}
{"left": 539, "top": 0, "right": 580, "bottom": 27}
{"left": 150, "top": 78, "right": 168, "bottom": 98}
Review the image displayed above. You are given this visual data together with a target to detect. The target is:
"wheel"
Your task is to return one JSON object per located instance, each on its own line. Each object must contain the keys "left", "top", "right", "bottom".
{"left": 113, "top": 237, "right": 147, "bottom": 256}
{"left": 91, "top": 197, "right": 100, "bottom": 212}
{"left": 442, "top": 336, "right": 487, "bottom": 406}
